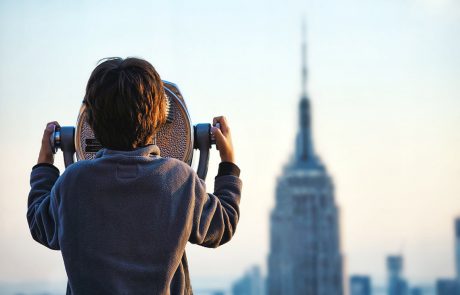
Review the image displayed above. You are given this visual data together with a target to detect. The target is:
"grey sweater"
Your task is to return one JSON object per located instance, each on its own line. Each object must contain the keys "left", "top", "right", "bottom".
{"left": 27, "top": 144, "right": 242, "bottom": 295}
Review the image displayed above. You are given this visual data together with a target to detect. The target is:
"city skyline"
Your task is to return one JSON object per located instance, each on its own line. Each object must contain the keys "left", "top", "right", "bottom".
{"left": 0, "top": 0, "right": 459, "bottom": 292}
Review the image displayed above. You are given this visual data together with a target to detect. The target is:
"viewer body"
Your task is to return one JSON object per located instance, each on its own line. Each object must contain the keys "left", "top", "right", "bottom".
{"left": 27, "top": 58, "right": 242, "bottom": 295}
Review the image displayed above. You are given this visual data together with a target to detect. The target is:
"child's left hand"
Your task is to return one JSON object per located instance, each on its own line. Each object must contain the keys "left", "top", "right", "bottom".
{"left": 37, "top": 121, "right": 60, "bottom": 165}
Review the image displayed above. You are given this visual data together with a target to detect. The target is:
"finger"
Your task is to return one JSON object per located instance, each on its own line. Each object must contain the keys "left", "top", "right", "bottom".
{"left": 213, "top": 116, "right": 229, "bottom": 135}
{"left": 213, "top": 116, "right": 223, "bottom": 126}
{"left": 44, "top": 124, "right": 55, "bottom": 135}
{"left": 46, "top": 121, "right": 60, "bottom": 129}
{"left": 211, "top": 126, "right": 226, "bottom": 145}
{"left": 219, "top": 117, "right": 229, "bottom": 135}
{"left": 42, "top": 122, "right": 59, "bottom": 143}
{"left": 213, "top": 116, "right": 228, "bottom": 125}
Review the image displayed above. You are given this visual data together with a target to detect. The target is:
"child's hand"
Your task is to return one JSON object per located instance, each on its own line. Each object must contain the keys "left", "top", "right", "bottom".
{"left": 37, "top": 121, "right": 60, "bottom": 165}
{"left": 211, "top": 116, "right": 235, "bottom": 163}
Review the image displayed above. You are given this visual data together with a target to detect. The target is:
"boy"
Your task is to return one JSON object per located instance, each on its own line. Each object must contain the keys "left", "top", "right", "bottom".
{"left": 27, "top": 57, "right": 242, "bottom": 295}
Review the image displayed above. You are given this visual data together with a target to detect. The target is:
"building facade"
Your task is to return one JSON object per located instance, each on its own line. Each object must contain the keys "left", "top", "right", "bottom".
{"left": 434, "top": 218, "right": 460, "bottom": 295}
{"left": 387, "top": 256, "right": 408, "bottom": 295}
{"left": 436, "top": 279, "right": 459, "bottom": 295}
{"left": 232, "top": 266, "right": 264, "bottom": 295}
{"left": 350, "top": 276, "right": 372, "bottom": 295}
{"left": 456, "top": 218, "right": 460, "bottom": 284}
{"left": 267, "top": 31, "right": 343, "bottom": 295}
{"left": 409, "top": 287, "right": 422, "bottom": 295}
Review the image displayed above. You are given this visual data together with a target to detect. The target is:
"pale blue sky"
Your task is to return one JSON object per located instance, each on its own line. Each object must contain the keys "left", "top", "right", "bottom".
{"left": 1, "top": 0, "right": 459, "bottom": 290}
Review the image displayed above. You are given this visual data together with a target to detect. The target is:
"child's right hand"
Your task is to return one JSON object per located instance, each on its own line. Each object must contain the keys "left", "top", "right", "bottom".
{"left": 211, "top": 116, "right": 235, "bottom": 163}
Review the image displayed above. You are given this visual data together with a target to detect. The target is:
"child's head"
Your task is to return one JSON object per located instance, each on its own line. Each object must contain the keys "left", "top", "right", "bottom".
{"left": 84, "top": 57, "right": 167, "bottom": 150}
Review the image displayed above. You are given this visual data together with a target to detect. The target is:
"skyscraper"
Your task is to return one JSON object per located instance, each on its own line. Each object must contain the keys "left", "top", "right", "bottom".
{"left": 455, "top": 218, "right": 460, "bottom": 284}
{"left": 267, "top": 25, "right": 343, "bottom": 295}
{"left": 350, "top": 275, "right": 372, "bottom": 295}
{"left": 409, "top": 288, "right": 423, "bottom": 295}
{"left": 387, "top": 256, "right": 408, "bottom": 295}
{"left": 232, "top": 266, "right": 264, "bottom": 295}
{"left": 436, "top": 279, "right": 459, "bottom": 295}
{"left": 434, "top": 217, "right": 460, "bottom": 295}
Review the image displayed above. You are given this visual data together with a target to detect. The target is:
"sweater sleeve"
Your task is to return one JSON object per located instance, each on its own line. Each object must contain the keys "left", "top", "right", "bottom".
{"left": 27, "top": 165, "right": 61, "bottom": 250}
{"left": 188, "top": 170, "right": 242, "bottom": 248}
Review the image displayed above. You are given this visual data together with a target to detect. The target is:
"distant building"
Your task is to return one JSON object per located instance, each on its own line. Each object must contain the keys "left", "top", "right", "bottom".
{"left": 410, "top": 287, "right": 423, "bottom": 295}
{"left": 267, "top": 25, "right": 343, "bottom": 295}
{"left": 456, "top": 218, "right": 460, "bottom": 283}
{"left": 432, "top": 217, "right": 460, "bottom": 295}
{"left": 387, "top": 256, "right": 408, "bottom": 295}
{"left": 350, "top": 275, "right": 372, "bottom": 295}
{"left": 194, "top": 290, "right": 225, "bottom": 295}
{"left": 436, "top": 279, "right": 459, "bottom": 295}
{"left": 232, "top": 266, "right": 263, "bottom": 295}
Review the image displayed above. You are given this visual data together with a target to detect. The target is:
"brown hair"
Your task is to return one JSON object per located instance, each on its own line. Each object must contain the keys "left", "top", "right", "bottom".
{"left": 84, "top": 57, "right": 167, "bottom": 150}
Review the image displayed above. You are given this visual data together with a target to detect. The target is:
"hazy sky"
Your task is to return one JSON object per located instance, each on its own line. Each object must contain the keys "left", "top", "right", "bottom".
{"left": 1, "top": 0, "right": 459, "bottom": 290}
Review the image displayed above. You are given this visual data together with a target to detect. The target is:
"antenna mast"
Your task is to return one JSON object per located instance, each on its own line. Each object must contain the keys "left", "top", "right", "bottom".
{"left": 301, "top": 19, "right": 307, "bottom": 98}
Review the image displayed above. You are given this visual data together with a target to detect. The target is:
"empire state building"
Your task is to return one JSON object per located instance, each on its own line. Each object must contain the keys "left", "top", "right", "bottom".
{"left": 267, "top": 32, "right": 344, "bottom": 295}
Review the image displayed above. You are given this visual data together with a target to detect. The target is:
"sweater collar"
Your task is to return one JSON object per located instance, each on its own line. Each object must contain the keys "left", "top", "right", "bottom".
{"left": 95, "top": 144, "right": 161, "bottom": 158}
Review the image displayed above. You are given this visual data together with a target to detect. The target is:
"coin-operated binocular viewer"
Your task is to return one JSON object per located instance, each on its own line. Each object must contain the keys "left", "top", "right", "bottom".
{"left": 51, "top": 81, "right": 216, "bottom": 180}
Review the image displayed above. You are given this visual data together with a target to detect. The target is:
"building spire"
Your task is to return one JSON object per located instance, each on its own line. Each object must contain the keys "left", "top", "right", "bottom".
{"left": 301, "top": 18, "right": 307, "bottom": 98}
{"left": 295, "top": 18, "right": 317, "bottom": 165}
